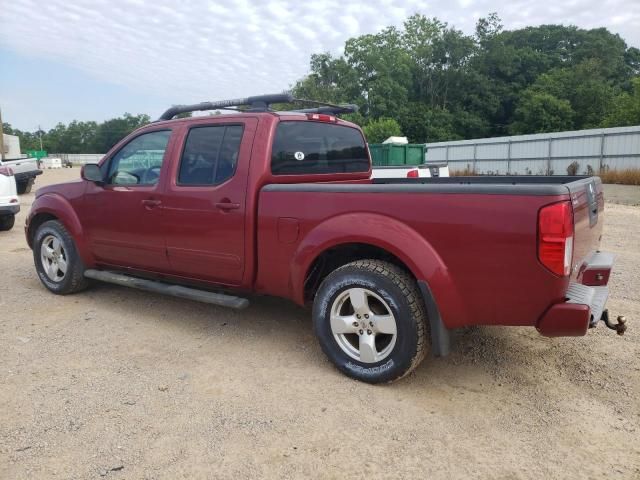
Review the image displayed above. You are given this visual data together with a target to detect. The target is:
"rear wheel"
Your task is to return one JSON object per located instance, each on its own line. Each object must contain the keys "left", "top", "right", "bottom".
{"left": 0, "top": 214, "right": 15, "bottom": 231}
{"left": 313, "top": 260, "right": 428, "bottom": 383}
{"left": 33, "top": 220, "right": 89, "bottom": 294}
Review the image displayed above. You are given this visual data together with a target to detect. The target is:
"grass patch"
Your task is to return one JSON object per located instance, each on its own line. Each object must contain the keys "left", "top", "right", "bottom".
{"left": 598, "top": 168, "right": 640, "bottom": 185}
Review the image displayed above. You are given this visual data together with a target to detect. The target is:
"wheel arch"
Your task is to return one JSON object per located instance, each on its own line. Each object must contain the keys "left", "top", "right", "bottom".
{"left": 27, "top": 212, "right": 58, "bottom": 247}
{"left": 302, "top": 242, "right": 413, "bottom": 303}
{"left": 27, "top": 194, "right": 94, "bottom": 266}
{"left": 290, "top": 212, "right": 467, "bottom": 330}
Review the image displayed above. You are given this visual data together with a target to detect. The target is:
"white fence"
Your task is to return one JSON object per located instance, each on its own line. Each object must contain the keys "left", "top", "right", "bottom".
{"left": 50, "top": 153, "right": 104, "bottom": 165}
{"left": 425, "top": 125, "right": 640, "bottom": 175}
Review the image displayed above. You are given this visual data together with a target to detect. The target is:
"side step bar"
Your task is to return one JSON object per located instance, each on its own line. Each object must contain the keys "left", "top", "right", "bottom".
{"left": 84, "top": 269, "right": 249, "bottom": 310}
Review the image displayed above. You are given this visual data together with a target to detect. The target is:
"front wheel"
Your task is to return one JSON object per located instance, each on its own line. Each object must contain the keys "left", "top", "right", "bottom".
{"left": 0, "top": 214, "right": 15, "bottom": 231}
{"left": 313, "top": 260, "right": 429, "bottom": 383}
{"left": 33, "top": 220, "right": 89, "bottom": 294}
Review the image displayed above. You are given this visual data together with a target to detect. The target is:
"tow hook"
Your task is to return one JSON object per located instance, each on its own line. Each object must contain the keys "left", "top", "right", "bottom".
{"left": 601, "top": 310, "right": 627, "bottom": 336}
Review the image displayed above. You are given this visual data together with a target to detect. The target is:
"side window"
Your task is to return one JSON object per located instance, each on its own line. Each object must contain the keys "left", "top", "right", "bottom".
{"left": 178, "top": 125, "right": 243, "bottom": 185}
{"left": 106, "top": 130, "right": 171, "bottom": 186}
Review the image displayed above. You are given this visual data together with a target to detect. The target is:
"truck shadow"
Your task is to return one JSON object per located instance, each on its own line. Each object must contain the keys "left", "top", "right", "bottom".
{"left": 83, "top": 281, "right": 617, "bottom": 396}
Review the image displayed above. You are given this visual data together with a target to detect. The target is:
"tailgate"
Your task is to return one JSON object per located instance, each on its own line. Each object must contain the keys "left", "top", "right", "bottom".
{"left": 567, "top": 177, "right": 604, "bottom": 280}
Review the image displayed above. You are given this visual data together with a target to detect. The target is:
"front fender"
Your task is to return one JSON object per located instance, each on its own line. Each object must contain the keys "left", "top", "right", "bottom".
{"left": 289, "top": 212, "right": 468, "bottom": 329}
{"left": 27, "top": 193, "right": 94, "bottom": 267}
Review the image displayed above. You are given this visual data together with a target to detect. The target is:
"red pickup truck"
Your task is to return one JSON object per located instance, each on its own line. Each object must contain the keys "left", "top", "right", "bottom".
{"left": 25, "top": 94, "right": 623, "bottom": 383}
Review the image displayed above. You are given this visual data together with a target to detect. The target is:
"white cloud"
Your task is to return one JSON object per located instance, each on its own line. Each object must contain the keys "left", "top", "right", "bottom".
{"left": 0, "top": 0, "right": 639, "bottom": 123}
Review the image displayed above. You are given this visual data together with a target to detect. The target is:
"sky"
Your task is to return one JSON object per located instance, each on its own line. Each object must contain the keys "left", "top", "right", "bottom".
{"left": 1, "top": 0, "right": 639, "bottom": 131}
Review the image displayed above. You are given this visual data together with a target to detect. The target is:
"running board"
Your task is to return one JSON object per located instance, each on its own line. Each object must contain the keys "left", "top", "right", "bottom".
{"left": 84, "top": 269, "right": 249, "bottom": 310}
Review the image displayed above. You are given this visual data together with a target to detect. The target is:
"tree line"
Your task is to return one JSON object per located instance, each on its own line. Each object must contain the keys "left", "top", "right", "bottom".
{"left": 293, "top": 13, "right": 640, "bottom": 142}
{"left": 2, "top": 113, "right": 151, "bottom": 154}
{"left": 3, "top": 13, "right": 640, "bottom": 151}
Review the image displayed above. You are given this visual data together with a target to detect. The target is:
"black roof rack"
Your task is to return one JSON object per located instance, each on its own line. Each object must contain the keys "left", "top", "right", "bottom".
{"left": 289, "top": 98, "right": 358, "bottom": 116}
{"left": 158, "top": 94, "right": 358, "bottom": 120}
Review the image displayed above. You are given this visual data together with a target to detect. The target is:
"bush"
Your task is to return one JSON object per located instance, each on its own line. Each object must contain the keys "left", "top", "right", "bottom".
{"left": 567, "top": 161, "right": 580, "bottom": 175}
{"left": 362, "top": 118, "right": 403, "bottom": 143}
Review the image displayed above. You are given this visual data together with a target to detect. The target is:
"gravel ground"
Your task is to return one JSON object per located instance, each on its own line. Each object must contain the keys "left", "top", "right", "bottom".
{"left": 1, "top": 169, "right": 639, "bottom": 479}
{"left": 603, "top": 184, "right": 640, "bottom": 206}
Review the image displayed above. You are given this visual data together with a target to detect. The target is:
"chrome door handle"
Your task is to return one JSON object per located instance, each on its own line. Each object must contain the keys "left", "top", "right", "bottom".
{"left": 141, "top": 199, "right": 162, "bottom": 208}
{"left": 215, "top": 201, "right": 240, "bottom": 211}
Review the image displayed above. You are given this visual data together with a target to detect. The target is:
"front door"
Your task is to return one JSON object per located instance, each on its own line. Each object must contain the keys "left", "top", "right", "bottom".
{"left": 83, "top": 129, "right": 173, "bottom": 272}
{"left": 161, "top": 119, "right": 256, "bottom": 286}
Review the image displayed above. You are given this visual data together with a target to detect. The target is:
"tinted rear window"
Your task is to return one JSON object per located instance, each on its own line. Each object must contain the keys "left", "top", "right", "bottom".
{"left": 271, "top": 121, "right": 369, "bottom": 175}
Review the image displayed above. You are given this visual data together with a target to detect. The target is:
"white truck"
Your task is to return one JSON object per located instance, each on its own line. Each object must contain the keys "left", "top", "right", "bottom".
{"left": 371, "top": 162, "right": 449, "bottom": 179}
{"left": 1, "top": 133, "right": 43, "bottom": 193}
{"left": 2, "top": 157, "right": 42, "bottom": 194}
{"left": 0, "top": 164, "right": 19, "bottom": 231}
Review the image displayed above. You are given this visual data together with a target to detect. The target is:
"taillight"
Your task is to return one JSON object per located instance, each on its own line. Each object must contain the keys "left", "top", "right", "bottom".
{"left": 0, "top": 166, "right": 14, "bottom": 176}
{"left": 306, "top": 113, "right": 337, "bottom": 122}
{"left": 406, "top": 169, "right": 419, "bottom": 178}
{"left": 538, "top": 201, "right": 574, "bottom": 276}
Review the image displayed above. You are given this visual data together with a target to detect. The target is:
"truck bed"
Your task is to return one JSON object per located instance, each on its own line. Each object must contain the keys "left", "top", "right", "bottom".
{"left": 258, "top": 175, "right": 603, "bottom": 331}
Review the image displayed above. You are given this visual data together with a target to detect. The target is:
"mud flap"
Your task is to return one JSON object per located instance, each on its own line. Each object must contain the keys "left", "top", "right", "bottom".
{"left": 418, "top": 280, "right": 450, "bottom": 357}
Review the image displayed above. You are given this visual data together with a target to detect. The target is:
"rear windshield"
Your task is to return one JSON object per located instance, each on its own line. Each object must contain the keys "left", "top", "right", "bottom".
{"left": 271, "top": 121, "right": 369, "bottom": 175}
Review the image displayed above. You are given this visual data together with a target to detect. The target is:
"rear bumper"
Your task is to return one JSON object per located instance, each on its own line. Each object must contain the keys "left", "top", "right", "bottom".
{"left": 537, "top": 283, "right": 609, "bottom": 336}
{"left": 537, "top": 251, "right": 614, "bottom": 337}
{"left": 0, "top": 204, "right": 20, "bottom": 215}
{"left": 14, "top": 170, "right": 43, "bottom": 182}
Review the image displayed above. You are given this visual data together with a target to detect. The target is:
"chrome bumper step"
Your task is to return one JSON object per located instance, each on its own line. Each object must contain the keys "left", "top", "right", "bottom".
{"left": 566, "top": 282, "right": 609, "bottom": 327}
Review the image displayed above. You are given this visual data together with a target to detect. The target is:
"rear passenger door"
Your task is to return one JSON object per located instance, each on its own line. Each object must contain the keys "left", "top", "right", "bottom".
{"left": 161, "top": 119, "right": 257, "bottom": 286}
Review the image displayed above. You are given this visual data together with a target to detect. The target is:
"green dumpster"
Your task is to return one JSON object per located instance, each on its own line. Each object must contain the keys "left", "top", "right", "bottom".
{"left": 368, "top": 144, "right": 425, "bottom": 167}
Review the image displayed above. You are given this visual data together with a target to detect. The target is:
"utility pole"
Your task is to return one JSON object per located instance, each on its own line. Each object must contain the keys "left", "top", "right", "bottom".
{"left": 0, "top": 107, "right": 5, "bottom": 162}
{"left": 38, "top": 124, "right": 43, "bottom": 150}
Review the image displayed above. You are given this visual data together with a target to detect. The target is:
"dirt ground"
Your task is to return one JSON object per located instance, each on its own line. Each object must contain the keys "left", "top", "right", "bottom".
{"left": 602, "top": 184, "right": 640, "bottom": 206}
{"left": 1, "top": 168, "right": 639, "bottom": 480}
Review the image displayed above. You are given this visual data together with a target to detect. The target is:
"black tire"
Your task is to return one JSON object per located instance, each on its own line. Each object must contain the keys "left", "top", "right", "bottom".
{"left": 313, "top": 260, "right": 428, "bottom": 383}
{"left": 33, "top": 220, "right": 90, "bottom": 294}
{"left": 0, "top": 214, "right": 15, "bottom": 231}
{"left": 16, "top": 181, "right": 28, "bottom": 194}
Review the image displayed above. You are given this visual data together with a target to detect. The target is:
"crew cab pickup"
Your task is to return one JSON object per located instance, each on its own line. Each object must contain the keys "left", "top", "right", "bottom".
{"left": 25, "top": 94, "right": 623, "bottom": 383}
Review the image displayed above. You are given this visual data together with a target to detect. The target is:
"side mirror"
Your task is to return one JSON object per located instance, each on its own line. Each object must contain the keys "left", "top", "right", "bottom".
{"left": 81, "top": 163, "right": 104, "bottom": 184}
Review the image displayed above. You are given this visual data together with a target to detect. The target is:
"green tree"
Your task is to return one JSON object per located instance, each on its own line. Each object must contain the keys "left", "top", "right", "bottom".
{"left": 343, "top": 26, "right": 413, "bottom": 118}
{"left": 525, "top": 60, "right": 618, "bottom": 129}
{"left": 399, "top": 103, "right": 461, "bottom": 142}
{"left": 93, "top": 113, "right": 150, "bottom": 153}
{"left": 510, "top": 91, "right": 574, "bottom": 134}
{"left": 602, "top": 77, "right": 640, "bottom": 126}
{"left": 293, "top": 53, "right": 357, "bottom": 104}
{"left": 362, "top": 118, "right": 403, "bottom": 143}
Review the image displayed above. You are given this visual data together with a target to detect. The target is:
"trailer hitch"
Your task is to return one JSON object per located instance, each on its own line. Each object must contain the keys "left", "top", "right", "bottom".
{"left": 601, "top": 310, "right": 627, "bottom": 336}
